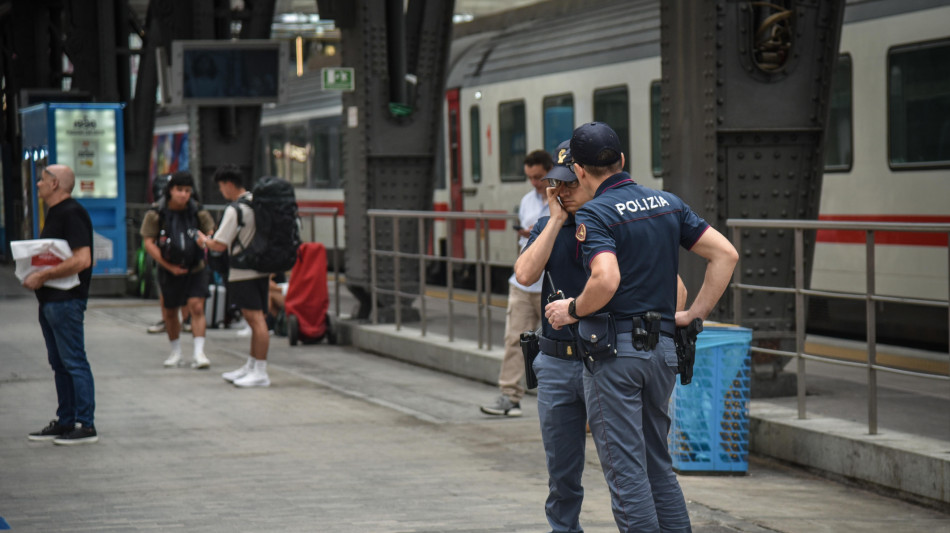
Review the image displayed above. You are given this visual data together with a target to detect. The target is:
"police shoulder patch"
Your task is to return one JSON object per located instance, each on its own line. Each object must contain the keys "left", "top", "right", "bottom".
{"left": 575, "top": 223, "right": 587, "bottom": 242}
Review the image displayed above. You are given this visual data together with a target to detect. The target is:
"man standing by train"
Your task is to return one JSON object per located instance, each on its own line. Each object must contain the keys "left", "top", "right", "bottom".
{"left": 545, "top": 122, "right": 738, "bottom": 533}
{"left": 480, "top": 149, "right": 553, "bottom": 417}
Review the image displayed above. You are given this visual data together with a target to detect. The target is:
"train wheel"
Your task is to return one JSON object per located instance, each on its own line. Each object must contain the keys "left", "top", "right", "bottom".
{"left": 287, "top": 314, "right": 299, "bottom": 346}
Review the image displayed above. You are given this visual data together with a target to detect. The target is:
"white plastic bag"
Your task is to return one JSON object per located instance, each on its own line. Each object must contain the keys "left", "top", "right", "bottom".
{"left": 11, "top": 239, "right": 81, "bottom": 290}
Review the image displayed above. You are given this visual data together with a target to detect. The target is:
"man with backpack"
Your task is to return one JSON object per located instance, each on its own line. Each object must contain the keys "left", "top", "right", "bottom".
{"left": 140, "top": 171, "right": 215, "bottom": 369}
{"left": 198, "top": 165, "right": 299, "bottom": 388}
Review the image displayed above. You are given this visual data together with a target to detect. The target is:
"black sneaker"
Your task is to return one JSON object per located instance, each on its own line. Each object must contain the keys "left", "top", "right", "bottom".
{"left": 28, "top": 420, "right": 71, "bottom": 441}
{"left": 53, "top": 424, "right": 99, "bottom": 446}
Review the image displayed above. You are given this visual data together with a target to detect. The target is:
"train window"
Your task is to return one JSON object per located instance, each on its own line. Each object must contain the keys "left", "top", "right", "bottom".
{"left": 470, "top": 106, "right": 481, "bottom": 183}
{"left": 267, "top": 130, "right": 285, "bottom": 177}
{"left": 595, "top": 85, "right": 630, "bottom": 172}
{"left": 543, "top": 94, "right": 574, "bottom": 155}
{"left": 824, "top": 54, "right": 853, "bottom": 172}
{"left": 888, "top": 39, "right": 950, "bottom": 168}
{"left": 649, "top": 81, "right": 661, "bottom": 176}
{"left": 499, "top": 100, "right": 526, "bottom": 182}
{"left": 286, "top": 126, "right": 309, "bottom": 185}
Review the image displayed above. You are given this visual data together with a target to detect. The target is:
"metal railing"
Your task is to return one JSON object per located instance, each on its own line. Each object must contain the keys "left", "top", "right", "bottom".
{"left": 366, "top": 209, "right": 518, "bottom": 350}
{"left": 127, "top": 202, "right": 342, "bottom": 318}
{"left": 728, "top": 219, "right": 950, "bottom": 434}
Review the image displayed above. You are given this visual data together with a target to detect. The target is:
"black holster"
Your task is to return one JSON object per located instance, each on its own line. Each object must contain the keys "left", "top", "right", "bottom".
{"left": 632, "top": 312, "right": 663, "bottom": 351}
{"left": 521, "top": 329, "right": 540, "bottom": 390}
{"left": 674, "top": 318, "right": 704, "bottom": 385}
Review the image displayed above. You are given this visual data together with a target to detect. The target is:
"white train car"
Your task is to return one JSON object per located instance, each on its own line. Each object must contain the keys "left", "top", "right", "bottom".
{"left": 149, "top": 0, "right": 948, "bottom": 348}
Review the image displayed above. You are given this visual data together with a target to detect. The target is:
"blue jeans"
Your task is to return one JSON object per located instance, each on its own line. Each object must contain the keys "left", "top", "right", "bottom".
{"left": 534, "top": 353, "right": 587, "bottom": 533}
{"left": 583, "top": 334, "right": 690, "bottom": 533}
{"left": 38, "top": 299, "right": 95, "bottom": 427}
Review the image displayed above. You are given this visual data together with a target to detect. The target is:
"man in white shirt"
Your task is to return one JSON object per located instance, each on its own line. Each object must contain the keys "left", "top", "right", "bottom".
{"left": 481, "top": 150, "right": 553, "bottom": 417}
{"left": 197, "top": 165, "right": 272, "bottom": 388}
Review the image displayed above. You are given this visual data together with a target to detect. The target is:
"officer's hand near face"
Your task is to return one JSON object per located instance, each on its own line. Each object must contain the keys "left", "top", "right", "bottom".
{"left": 545, "top": 298, "right": 576, "bottom": 330}
{"left": 547, "top": 186, "right": 567, "bottom": 225}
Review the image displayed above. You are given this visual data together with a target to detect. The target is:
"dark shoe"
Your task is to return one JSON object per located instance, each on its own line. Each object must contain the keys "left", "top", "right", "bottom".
{"left": 182, "top": 316, "right": 192, "bottom": 333}
{"left": 53, "top": 424, "right": 99, "bottom": 446}
{"left": 479, "top": 395, "right": 522, "bottom": 417}
{"left": 28, "top": 420, "right": 71, "bottom": 441}
{"left": 147, "top": 320, "right": 166, "bottom": 334}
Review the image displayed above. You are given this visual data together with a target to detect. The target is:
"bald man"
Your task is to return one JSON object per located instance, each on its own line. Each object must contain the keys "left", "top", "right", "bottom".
{"left": 24, "top": 164, "right": 99, "bottom": 445}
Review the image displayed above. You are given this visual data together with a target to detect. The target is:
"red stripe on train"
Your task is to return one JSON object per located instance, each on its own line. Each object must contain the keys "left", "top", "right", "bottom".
{"left": 816, "top": 215, "right": 950, "bottom": 247}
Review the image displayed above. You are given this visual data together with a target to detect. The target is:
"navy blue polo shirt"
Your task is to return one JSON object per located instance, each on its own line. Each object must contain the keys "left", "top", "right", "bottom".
{"left": 523, "top": 214, "right": 587, "bottom": 341}
{"left": 574, "top": 172, "right": 709, "bottom": 321}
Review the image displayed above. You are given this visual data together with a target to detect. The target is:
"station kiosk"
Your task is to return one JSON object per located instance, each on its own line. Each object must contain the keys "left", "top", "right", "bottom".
{"left": 19, "top": 103, "right": 127, "bottom": 295}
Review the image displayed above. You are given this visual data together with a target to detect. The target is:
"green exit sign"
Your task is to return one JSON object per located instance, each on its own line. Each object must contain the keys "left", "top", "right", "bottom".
{"left": 322, "top": 68, "right": 355, "bottom": 91}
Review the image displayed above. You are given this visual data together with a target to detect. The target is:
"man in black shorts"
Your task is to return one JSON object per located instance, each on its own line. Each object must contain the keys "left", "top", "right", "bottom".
{"left": 141, "top": 171, "right": 215, "bottom": 369}
{"left": 197, "top": 165, "right": 272, "bottom": 387}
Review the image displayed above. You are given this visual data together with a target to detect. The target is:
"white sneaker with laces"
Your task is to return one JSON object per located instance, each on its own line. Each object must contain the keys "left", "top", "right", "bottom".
{"left": 222, "top": 360, "right": 253, "bottom": 382}
{"left": 233, "top": 367, "right": 270, "bottom": 388}
{"left": 192, "top": 352, "right": 211, "bottom": 369}
{"left": 163, "top": 351, "right": 183, "bottom": 368}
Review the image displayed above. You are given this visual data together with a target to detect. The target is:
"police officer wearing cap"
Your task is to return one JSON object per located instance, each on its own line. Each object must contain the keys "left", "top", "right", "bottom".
{"left": 514, "top": 141, "right": 591, "bottom": 533}
{"left": 545, "top": 122, "right": 738, "bottom": 533}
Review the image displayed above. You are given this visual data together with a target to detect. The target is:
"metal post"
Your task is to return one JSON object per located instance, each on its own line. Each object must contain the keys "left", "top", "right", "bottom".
{"left": 866, "top": 230, "right": 878, "bottom": 435}
{"left": 484, "top": 215, "right": 493, "bottom": 350}
{"left": 394, "top": 217, "right": 401, "bottom": 330}
{"left": 333, "top": 211, "right": 340, "bottom": 317}
{"left": 370, "top": 215, "right": 378, "bottom": 325}
{"left": 732, "top": 230, "right": 743, "bottom": 323}
{"left": 475, "top": 216, "right": 484, "bottom": 349}
{"left": 795, "top": 228, "right": 806, "bottom": 419}
{"left": 310, "top": 214, "right": 316, "bottom": 244}
{"left": 418, "top": 217, "right": 427, "bottom": 336}
{"left": 446, "top": 218, "right": 455, "bottom": 342}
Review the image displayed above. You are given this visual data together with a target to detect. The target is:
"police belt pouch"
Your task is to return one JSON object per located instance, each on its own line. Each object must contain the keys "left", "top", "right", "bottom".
{"left": 520, "top": 329, "right": 540, "bottom": 390}
{"left": 577, "top": 313, "right": 617, "bottom": 361}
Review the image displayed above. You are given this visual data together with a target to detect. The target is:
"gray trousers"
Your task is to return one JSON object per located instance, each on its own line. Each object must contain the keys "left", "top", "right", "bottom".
{"left": 583, "top": 334, "right": 691, "bottom": 533}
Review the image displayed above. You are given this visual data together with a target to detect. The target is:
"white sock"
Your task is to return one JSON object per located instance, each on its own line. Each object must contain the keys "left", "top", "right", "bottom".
{"left": 170, "top": 339, "right": 181, "bottom": 354}
{"left": 193, "top": 337, "right": 205, "bottom": 356}
{"left": 253, "top": 359, "right": 267, "bottom": 372}
{"left": 245, "top": 356, "right": 255, "bottom": 368}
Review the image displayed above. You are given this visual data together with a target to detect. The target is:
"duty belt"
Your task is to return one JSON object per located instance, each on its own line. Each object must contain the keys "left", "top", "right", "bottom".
{"left": 614, "top": 316, "right": 676, "bottom": 338}
{"left": 539, "top": 336, "right": 581, "bottom": 360}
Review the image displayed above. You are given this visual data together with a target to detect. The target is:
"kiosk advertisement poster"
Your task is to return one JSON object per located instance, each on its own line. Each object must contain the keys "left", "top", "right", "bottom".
{"left": 53, "top": 108, "right": 119, "bottom": 199}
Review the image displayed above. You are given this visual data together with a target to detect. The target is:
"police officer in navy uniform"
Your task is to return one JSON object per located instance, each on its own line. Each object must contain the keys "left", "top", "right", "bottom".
{"left": 545, "top": 122, "right": 738, "bottom": 533}
{"left": 513, "top": 141, "right": 591, "bottom": 532}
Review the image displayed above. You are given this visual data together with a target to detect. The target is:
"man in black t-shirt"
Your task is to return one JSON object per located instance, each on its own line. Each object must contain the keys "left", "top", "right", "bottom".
{"left": 23, "top": 164, "right": 99, "bottom": 446}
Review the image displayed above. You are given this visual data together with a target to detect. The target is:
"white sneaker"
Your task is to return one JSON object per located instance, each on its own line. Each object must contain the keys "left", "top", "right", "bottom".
{"left": 236, "top": 326, "right": 252, "bottom": 338}
{"left": 222, "top": 361, "right": 252, "bottom": 383}
{"left": 163, "top": 351, "right": 183, "bottom": 368}
{"left": 233, "top": 368, "right": 270, "bottom": 388}
{"left": 192, "top": 352, "right": 211, "bottom": 369}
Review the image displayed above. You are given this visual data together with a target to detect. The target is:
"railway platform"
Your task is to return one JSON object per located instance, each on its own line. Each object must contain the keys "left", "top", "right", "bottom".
{"left": 1, "top": 264, "right": 948, "bottom": 532}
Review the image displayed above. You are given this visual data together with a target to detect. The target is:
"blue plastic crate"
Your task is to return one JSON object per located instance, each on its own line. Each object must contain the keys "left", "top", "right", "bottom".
{"left": 669, "top": 325, "right": 752, "bottom": 474}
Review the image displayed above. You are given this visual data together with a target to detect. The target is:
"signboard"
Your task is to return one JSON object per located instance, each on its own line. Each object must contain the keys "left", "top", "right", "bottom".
{"left": 53, "top": 108, "right": 119, "bottom": 199}
{"left": 170, "top": 40, "right": 288, "bottom": 106}
{"left": 322, "top": 68, "right": 355, "bottom": 91}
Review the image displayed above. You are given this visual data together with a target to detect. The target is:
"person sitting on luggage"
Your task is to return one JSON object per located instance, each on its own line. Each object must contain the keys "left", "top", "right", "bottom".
{"left": 140, "top": 171, "right": 216, "bottom": 369}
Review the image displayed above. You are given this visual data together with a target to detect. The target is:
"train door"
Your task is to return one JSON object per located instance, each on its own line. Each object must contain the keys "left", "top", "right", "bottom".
{"left": 445, "top": 88, "right": 465, "bottom": 258}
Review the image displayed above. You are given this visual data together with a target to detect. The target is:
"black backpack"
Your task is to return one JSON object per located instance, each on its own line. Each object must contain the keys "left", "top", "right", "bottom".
{"left": 230, "top": 176, "right": 301, "bottom": 273}
{"left": 155, "top": 198, "right": 203, "bottom": 269}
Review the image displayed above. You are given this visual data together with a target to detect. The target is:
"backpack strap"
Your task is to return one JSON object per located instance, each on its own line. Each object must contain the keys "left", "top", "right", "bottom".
{"left": 228, "top": 197, "right": 252, "bottom": 255}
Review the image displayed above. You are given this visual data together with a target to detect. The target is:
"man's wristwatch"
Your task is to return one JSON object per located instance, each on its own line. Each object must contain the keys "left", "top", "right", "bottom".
{"left": 568, "top": 299, "right": 581, "bottom": 320}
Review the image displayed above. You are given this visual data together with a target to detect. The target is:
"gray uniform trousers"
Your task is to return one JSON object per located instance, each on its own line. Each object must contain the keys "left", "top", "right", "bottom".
{"left": 534, "top": 352, "right": 587, "bottom": 533}
{"left": 583, "top": 333, "right": 691, "bottom": 533}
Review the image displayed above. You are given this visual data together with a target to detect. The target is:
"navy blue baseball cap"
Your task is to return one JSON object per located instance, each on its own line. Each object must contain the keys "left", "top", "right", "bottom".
{"left": 570, "top": 122, "right": 622, "bottom": 166}
{"left": 546, "top": 140, "right": 575, "bottom": 182}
